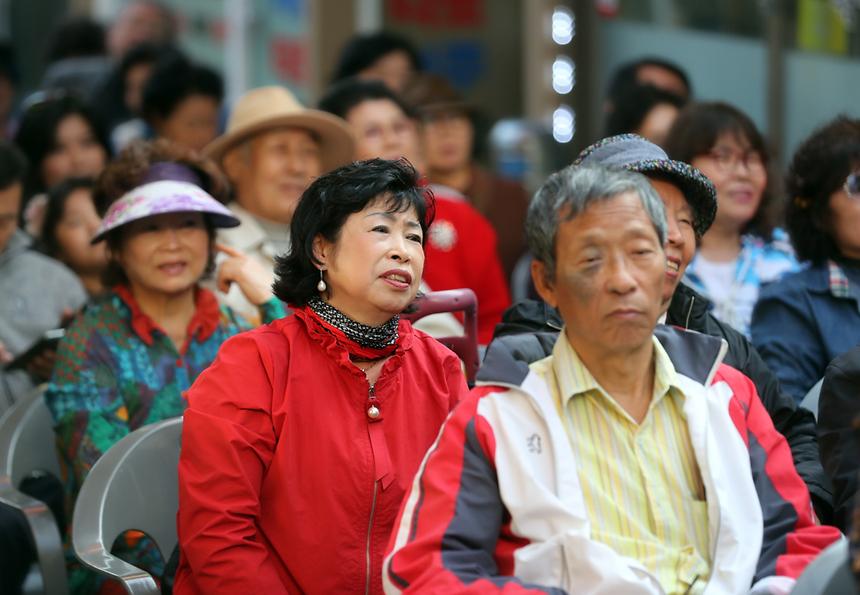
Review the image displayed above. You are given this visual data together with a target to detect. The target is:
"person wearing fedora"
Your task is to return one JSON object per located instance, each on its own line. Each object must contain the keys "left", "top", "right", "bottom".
{"left": 203, "top": 85, "right": 355, "bottom": 322}
{"left": 483, "top": 133, "right": 833, "bottom": 524}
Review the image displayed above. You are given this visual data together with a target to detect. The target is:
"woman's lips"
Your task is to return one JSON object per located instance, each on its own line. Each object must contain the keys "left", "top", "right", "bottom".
{"left": 158, "top": 262, "right": 187, "bottom": 276}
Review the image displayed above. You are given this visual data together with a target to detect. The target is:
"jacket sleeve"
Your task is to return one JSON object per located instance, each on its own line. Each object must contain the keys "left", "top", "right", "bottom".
{"left": 721, "top": 365, "right": 842, "bottom": 591}
{"left": 384, "top": 390, "right": 566, "bottom": 595}
{"left": 177, "top": 332, "right": 285, "bottom": 592}
{"left": 817, "top": 346, "right": 860, "bottom": 532}
{"left": 709, "top": 313, "right": 833, "bottom": 523}
{"left": 751, "top": 291, "right": 826, "bottom": 404}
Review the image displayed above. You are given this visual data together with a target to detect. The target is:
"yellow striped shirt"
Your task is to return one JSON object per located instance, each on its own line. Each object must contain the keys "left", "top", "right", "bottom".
{"left": 532, "top": 332, "right": 711, "bottom": 595}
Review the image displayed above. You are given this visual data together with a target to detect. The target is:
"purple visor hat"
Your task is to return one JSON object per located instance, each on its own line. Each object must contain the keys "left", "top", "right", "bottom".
{"left": 91, "top": 180, "right": 240, "bottom": 244}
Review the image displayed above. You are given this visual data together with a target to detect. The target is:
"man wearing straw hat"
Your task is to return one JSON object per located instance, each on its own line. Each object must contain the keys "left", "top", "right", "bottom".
{"left": 203, "top": 86, "right": 355, "bottom": 319}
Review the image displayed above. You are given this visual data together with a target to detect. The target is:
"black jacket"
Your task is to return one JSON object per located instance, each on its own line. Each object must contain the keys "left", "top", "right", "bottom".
{"left": 818, "top": 345, "right": 860, "bottom": 532}
{"left": 484, "top": 283, "right": 834, "bottom": 522}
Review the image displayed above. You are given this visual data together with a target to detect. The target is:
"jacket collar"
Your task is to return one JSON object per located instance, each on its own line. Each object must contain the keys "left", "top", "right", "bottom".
{"left": 114, "top": 284, "right": 222, "bottom": 349}
{"left": 479, "top": 323, "right": 727, "bottom": 390}
{"left": 219, "top": 202, "right": 291, "bottom": 257}
{"left": 666, "top": 282, "right": 711, "bottom": 330}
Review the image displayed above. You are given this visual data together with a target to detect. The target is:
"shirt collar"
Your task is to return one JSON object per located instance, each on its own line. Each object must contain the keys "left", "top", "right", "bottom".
{"left": 828, "top": 259, "right": 852, "bottom": 299}
{"left": 114, "top": 284, "right": 222, "bottom": 349}
{"left": 551, "top": 329, "right": 681, "bottom": 419}
{"left": 222, "top": 202, "right": 291, "bottom": 259}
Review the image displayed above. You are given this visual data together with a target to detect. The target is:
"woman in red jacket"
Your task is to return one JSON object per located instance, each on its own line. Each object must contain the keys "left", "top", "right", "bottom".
{"left": 175, "top": 158, "right": 468, "bottom": 594}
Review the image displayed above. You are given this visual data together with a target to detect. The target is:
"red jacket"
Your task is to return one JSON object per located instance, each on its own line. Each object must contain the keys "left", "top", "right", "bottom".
{"left": 423, "top": 186, "right": 511, "bottom": 344}
{"left": 175, "top": 312, "right": 467, "bottom": 594}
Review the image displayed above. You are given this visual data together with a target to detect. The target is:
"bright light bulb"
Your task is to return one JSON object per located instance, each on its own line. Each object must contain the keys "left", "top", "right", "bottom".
{"left": 552, "top": 105, "right": 575, "bottom": 143}
{"left": 552, "top": 7, "right": 575, "bottom": 45}
{"left": 552, "top": 56, "right": 575, "bottom": 94}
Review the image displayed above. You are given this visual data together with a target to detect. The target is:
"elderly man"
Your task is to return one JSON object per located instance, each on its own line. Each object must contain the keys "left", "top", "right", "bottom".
{"left": 203, "top": 85, "right": 354, "bottom": 319}
{"left": 384, "top": 165, "right": 839, "bottom": 594}
{"left": 489, "top": 134, "right": 832, "bottom": 523}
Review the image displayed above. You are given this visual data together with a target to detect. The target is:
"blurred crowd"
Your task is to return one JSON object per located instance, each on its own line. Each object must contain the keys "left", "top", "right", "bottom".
{"left": 0, "top": 1, "right": 859, "bottom": 594}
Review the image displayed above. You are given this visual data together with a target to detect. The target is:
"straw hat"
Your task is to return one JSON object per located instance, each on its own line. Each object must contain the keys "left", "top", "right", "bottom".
{"left": 203, "top": 86, "right": 355, "bottom": 172}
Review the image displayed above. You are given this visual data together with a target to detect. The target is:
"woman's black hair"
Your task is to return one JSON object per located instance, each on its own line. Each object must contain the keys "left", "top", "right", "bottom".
{"left": 140, "top": 54, "right": 223, "bottom": 124}
{"left": 92, "top": 43, "right": 180, "bottom": 129}
{"left": 273, "top": 158, "right": 434, "bottom": 306}
{"left": 605, "top": 83, "right": 685, "bottom": 138}
{"left": 331, "top": 32, "right": 422, "bottom": 83}
{"left": 40, "top": 176, "right": 95, "bottom": 258}
{"left": 13, "top": 94, "right": 111, "bottom": 203}
{"left": 664, "top": 101, "right": 779, "bottom": 240}
{"left": 607, "top": 57, "right": 692, "bottom": 104}
{"left": 785, "top": 116, "right": 860, "bottom": 264}
{"left": 45, "top": 17, "right": 106, "bottom": 63}
{"left": 318, "top": 77, "right": 416, "bottom": 120}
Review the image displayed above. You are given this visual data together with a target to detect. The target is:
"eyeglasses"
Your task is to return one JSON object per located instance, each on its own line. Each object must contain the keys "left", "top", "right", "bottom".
{"left": 705, "top": 148, "right": 765, "bottom": 174}
{"left": 844, "top": 172, "right": 860, "bottom": 197}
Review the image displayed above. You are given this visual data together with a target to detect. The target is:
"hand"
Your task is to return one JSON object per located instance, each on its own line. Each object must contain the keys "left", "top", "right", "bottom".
{"left": 215, "top": 243, "right": 275, "bottom": 306}
{"left": 0, "top": 340, "right": 12, "bottom": 364}
{"left": 25, "top": 350, "right": 56, "bottom": 382}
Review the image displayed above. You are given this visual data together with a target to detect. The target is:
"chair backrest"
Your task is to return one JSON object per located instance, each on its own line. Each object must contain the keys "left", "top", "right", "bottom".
{"left": 72, "top": 417, "right": 182, "bottom": 595}
{"left": 800, "top": 378, "right": 824, "bottom": 421}
{"left": 402, "top": 289, "right": 479, "bottom": 385}
{"left": 791, "top": 537, "right": 857, "bottom": 595}
{"left": 0, "top": 385, "right": 68, "bottom": 595}
{"left": 0, "top": 385, "right": 62, "bottom": 486}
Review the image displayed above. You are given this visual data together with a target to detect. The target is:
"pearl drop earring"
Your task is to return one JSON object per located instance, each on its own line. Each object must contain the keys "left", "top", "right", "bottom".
{"left": 317, "top": 269, "right": 327, "bottom": 292}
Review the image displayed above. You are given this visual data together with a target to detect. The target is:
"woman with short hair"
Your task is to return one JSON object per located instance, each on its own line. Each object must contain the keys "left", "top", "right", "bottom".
{"left": 175, "top": 158, "right": 467, "bottom": 594}
{"left": 664, "top": 101, "right": 798, "bottom": 337}
{"left": 45, "top": 140, "right": 282, "bottom": 594}
{"left": 751, "top": 116, "right": 860, "bottom": 402}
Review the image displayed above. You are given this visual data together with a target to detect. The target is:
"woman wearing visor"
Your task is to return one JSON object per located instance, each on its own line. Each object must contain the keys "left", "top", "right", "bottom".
{"left": 45, "top": 140, "right": 283, "bottom": 594}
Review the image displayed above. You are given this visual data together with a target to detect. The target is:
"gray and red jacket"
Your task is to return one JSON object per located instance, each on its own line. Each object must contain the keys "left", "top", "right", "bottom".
{"left": 384, "top": 326, "right": 840, "bottom": 594}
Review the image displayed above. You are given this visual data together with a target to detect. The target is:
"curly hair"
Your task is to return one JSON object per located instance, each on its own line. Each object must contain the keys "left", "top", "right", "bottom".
{"left": 273, "top": 158, "right": 434, "bottom": 307}
{"left": 664, "top": 101, "right": 780, "bottom": 240}
{"left": 95, "top": 139, "right": 226, "bottom": 286}
{"left": 785, "top": 116, "right": 860, "bottom": 264}
{"left": 94, "top": 138, "right": 228, "bottom": 213}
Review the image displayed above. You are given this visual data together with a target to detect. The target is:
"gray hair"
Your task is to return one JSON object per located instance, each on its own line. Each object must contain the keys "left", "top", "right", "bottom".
{"left": 525, "top": 164, "right": 668, "bottom": 276}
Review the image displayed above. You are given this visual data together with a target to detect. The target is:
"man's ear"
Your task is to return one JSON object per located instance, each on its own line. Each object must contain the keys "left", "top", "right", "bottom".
{"left": 531, "top": 259, "right": 558, "bottom": 308}
{"left": 222, "top": 145, "right": 246, "bottom": 183}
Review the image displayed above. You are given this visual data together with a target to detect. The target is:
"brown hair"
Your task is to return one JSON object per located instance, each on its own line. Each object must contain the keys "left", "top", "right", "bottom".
{"left": 664, "top": 101, "right": 781, "bottom": 240}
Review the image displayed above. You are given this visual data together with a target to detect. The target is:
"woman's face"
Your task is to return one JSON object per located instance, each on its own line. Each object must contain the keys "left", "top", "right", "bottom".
{"left": 41, "top": 114, "right": 108, "bottom": 189}
{"left": 691, "top": 131, "right": 767, "bottom": 233}
{"left": 117, "top": 211, "right": 210, "bottom": 297}
{"left": 315, "top": 198, "right": 424, "bottom": 326}
{"left": 347, "top": 98, "right": 421, "bottom": 164}
{"left": 828, "top": 178, "right": 860, "bottom": 259}
{"left": 421, "top": 110, "right": 474, "bottom": 175}
{"left": 156, "top": 94, "right": 220, "bottom": 153}
{"left": 55, "top": 187, "right": 108, "bottom": 274}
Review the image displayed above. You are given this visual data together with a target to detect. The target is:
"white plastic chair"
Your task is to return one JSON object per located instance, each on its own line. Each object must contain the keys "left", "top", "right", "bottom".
{"left": 800, "top": 378, "right": 824, "bottom": 420}
{"left": 72, "top": 417, "right": 182, "bottom": 595}
{"left": 0, "top": 385, "right": 68, "bottom": 595}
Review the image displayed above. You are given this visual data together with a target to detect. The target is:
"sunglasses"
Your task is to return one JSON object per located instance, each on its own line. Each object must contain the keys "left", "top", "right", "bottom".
{"left": 844, "top": 172, "right": 860, "bottom": 197}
